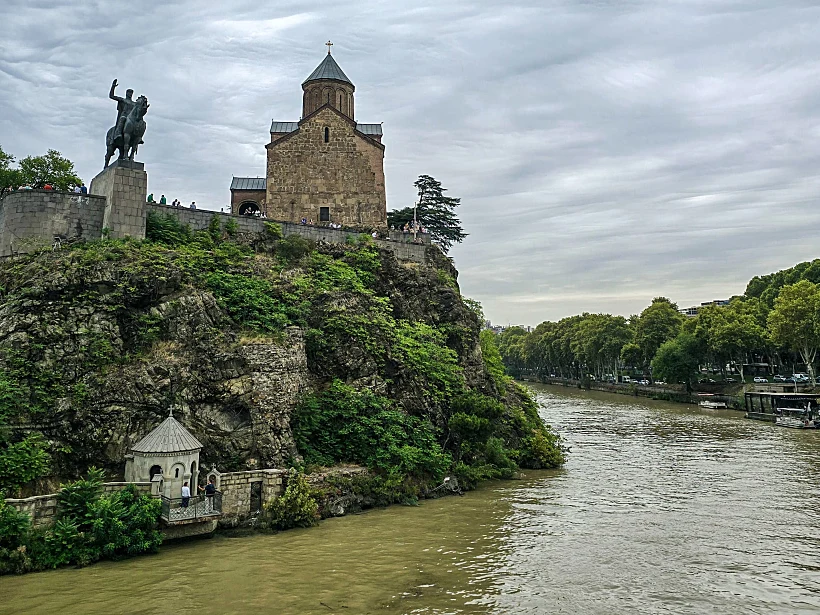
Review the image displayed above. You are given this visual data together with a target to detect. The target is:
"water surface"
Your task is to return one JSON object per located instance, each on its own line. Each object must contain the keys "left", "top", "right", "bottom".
{"left": 2, "top": 384, "right": 819, "bottom": 614}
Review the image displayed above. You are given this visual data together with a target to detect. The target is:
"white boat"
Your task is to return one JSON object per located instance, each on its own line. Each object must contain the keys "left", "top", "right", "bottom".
{"left": 699, "top": 398, "right": 727, "bottom": 409}
{"left": 775, "top": 407, "right": 820, "bottom": 429}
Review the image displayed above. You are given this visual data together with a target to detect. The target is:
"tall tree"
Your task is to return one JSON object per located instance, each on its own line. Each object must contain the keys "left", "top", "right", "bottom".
{"left": 18, "top": 149, "right": 81, "bottom": 191}
{"left": 651, "top": 332, "right": 701, "bottom": 391}
{"left": 634, "top": 297, "right": 684, "bottom": 367}
{"left": 768, "top": 279, "right": 820, "bottom": 383}
{"left": 708, "top": 300, "right": 765, "bottom": 384}
{"left": 387, "top": 174, "right": 467, "bottom": 253}
{"left": 0, "top": 145, "right": 22, "bottom": 199}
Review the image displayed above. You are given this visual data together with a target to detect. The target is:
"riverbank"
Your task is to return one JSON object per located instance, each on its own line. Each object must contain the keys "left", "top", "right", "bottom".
{"left": 522, "top": 375, "right": 744, "bottom": 409}
{"left": 3, "top": 385, "right": 818, "bottom": 614}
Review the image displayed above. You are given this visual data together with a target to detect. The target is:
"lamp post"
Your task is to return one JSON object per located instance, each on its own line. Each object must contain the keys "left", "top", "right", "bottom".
{"left": 412, "top": 200, "right": 418, "bottom": 242}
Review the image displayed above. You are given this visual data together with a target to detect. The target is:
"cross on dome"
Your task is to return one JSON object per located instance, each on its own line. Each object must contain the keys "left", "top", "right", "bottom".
{"left": 326, "top": 40, "right": 333, "bottom": 54}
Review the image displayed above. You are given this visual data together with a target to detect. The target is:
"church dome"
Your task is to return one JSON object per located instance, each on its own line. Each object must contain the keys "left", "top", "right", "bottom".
{"left": 130, "top": 414, "right": 203, "bottom": 454}
{"left": 302, "top": 52, "right": 353, "bottom": 86}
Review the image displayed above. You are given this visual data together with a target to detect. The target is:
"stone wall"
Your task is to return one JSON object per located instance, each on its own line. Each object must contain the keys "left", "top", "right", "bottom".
{"left": 230, "top": 189, "right": 266, "bottom": 214}
{"left": 218, "top": 469, "right": 285, "bottom": 526}
{"left": 90, "top": 161, "right": 147, "bottom": 240}
{"left": 5, "top": 482, "right": 151, "bottom": 528}
{"left": 146, "top": 203, "right": 432, "bottom": 263}
{"left": 265, "top": 107, "right": 386, "bottom": 228}
{"left": 0, "top": 190, "right": 106, "bottom": 256}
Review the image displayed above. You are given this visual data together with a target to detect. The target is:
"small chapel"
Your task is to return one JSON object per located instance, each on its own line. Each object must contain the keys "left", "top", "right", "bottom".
{"left": 230, "top": 42, "right": 387, "bottom": 228}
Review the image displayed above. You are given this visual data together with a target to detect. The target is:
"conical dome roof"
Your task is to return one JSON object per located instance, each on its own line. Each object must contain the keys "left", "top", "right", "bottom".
{"left": 303, "top": 53, "right": 353, "bottom": 86}
{"left": 131, "top": 414, "right": 203, "bottom": 454}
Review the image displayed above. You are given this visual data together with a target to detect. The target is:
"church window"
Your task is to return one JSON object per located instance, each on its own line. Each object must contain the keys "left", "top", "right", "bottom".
{"left": 320, "top": 207, "right": 330, "bottom": 222}
{"left": 339, "top": 94, "right": 343, "bottom": 109}
{"left": 174, "top": 467, "right": 179, "bottom": 478}
{"left": 324, "top": 127, "right": 330, "bottom": 143}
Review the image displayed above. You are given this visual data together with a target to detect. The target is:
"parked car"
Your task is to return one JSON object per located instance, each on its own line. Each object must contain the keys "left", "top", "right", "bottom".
{"left": 622, "top": 376, "right": 632, "bottom": 383}
{"left": 773, "top": 375, "right": 787, "bottom": 382}
{"left": 724, "top": 377, "right": 737, "bottom": 383}
{"left": 655, "top": 380, "right": 666, "bottom": 386}
{"left": 753, "top": 376, "right": 768, "bottom": 383}
{"left": 639, "top": 379, "right": 650, "bottom": 385}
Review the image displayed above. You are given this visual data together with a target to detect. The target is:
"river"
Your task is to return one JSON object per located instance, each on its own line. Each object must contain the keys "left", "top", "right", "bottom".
{"left": 2, "top": 383, "right": 819, "bottom": 614}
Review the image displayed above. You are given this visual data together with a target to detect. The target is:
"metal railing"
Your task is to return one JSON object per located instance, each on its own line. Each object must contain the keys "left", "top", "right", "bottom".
{"left": 160, "top": 491, "right": 222, "bottom": 523}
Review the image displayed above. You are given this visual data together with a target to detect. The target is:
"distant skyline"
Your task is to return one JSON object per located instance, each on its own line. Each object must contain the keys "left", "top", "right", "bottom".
{"left": 2, "top": 1, "right": 820, "bottom": 326}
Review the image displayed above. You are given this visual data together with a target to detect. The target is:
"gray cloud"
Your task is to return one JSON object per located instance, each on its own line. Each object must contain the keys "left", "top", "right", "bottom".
{"left": 2, "top": 0, "right": 819, "bottom": 325}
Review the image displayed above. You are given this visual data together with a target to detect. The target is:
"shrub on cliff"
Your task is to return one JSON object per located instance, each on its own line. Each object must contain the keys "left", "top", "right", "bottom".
{"left": 263, "top": 469, "right": 319, "bottom": 531}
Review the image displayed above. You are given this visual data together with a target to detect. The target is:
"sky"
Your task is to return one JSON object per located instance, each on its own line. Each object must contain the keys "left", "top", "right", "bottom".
{"left": 2, "top": 1, "right": 820, "bottom": 327}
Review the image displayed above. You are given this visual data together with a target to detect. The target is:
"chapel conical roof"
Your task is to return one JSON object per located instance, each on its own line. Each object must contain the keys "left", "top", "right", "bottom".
{"left": 303, "top": 52, "right": 353, "bottom": 86}
{"left": 131, "top": 414, "right": 203, "bottom": 454}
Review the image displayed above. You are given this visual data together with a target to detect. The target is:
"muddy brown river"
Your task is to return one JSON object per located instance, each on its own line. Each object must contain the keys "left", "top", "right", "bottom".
{"left": 2, "top": 383, "right": 819, "bottom": 614}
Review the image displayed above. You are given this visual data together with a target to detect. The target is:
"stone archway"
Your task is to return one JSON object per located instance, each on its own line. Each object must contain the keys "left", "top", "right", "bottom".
{"left": 238, "top": 201, "right": 260, "bottom": 216}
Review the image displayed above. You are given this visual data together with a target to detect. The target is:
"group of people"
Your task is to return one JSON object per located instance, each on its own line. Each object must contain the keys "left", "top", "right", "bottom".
{"left": 391, "top": 222, "right": 428, "bottom": 234}
{"left": 180, "top": 477, "right": 217, "bottom": 510}
{"left": 11, "top": 183, "right": 87, "bottom": 193}
{"left": 148, "top": 193, "right": 197, "bottom": 209}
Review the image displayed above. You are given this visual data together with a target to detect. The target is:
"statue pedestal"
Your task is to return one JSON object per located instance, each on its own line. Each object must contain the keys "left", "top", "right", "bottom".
{"left": 90, "top": 159, "right": 147, "bottom": 239}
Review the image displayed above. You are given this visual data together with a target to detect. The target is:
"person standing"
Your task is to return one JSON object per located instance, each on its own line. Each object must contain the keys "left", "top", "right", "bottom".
{"left": 190, "top": 201, "right": 196, "bottom": 209}
{"left": 181, "top": 481, "right": 190, "bottom": 508}
{"left": 79, "top": 184, "right": 87, "bottom": 194}
{"left": 199, "top": 477, "right": 217, "bottom": 512}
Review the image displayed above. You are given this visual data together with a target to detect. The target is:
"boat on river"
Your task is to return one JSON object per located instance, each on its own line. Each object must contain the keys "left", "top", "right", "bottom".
{"left": 775, "top": 406, "right": 820, "bottom": 429}
{"left": 698, "top": 394, "right": 727, "bottom": 409}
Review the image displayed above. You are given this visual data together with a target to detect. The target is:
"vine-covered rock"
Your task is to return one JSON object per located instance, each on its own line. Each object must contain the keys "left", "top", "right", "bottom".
{"left": 0, "top": 217, "right": 563, "bottom": 496}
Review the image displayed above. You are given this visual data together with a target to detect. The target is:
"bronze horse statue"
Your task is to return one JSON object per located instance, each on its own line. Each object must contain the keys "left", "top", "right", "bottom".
{"left": 105, "top": 95, "right": 149, "bottom": 167}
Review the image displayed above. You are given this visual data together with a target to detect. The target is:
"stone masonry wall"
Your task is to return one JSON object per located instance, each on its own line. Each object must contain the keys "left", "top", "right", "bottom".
{"left": 218, "top": 469, "right": 285, "bottom": 526}
{"left": 5, "top": 482, "right": 151, "bottom": 528}
{"left": 90, "top": 162, "right": 147, "bottom": 240}
{"left": 265, "top": 108, "right": 386, "bottom": 228}
{"left": 230, "top": 188, "right": 266, "bottom": 214}
{"left": 0, "top": 190, "right": 106, "bottom": 257}
{"left": 147, "top": 203, "right": 432, "bottom": 263}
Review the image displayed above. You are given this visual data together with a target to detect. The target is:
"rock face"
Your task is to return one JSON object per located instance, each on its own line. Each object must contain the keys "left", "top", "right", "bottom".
{"left": 0, "top": 237, "right": 492, "bottom": 485}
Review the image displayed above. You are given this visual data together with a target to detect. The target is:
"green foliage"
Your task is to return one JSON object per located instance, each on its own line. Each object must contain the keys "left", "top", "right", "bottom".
{"left": 1, "top": 472, "right": 161, "bottom": 575}
{"left": 207, "top": 215, "right": 222, "bottom": 242}
{"left": 387, "top": 174, "right": 467, "bottom": 253}
{"left": 277, "top": 233, "right": 314, "bottom": 262}
{"left": 263, "top": 469, "right": 319, "bottom": 530}
{"left": 0, "top": 145, "right": 22, "bottom": 199}
{"left": 0, "top": 434, "right": 51, "bottom": 497}
{"left": 146, "top": 210, "right": 192, "bottom": 245}
{"left": 204, "top": 272, "right": 289, "bottom": 333}
{"left": 264, "top": 221, "right": 283, "bottom": 239}
{"left": 768, "top": 279, "right": 820, "bottom": 380}
{"left": 393, "top": 322, "right": 463, "bottom": 406}
{"left": 293, "top": 380, "right": 451, "bottom": 480}
{"left": 225, "top": 217, "right": 239, "bottom": 237}
{"left": 18, "top": 149, "right": 82, "bottom": 191}
{"left": 479, "top": 330, "right": 507, "bottom": 392}
{"left": 651, "top": 332, "right": 702, "bottom": 389}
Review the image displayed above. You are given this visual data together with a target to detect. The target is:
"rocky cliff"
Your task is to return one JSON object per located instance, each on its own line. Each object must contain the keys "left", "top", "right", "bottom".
{"left": 0, "top": 218, "right": 562, "bottom": 495}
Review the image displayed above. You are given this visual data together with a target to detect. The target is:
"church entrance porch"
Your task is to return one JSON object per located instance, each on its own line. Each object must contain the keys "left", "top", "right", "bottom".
{"left": 160, "top": 491, "right": 222, "bottom": 524}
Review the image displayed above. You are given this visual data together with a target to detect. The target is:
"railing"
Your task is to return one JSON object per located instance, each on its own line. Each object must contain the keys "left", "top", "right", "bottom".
{"left": 160, "top": 491, "right": 222, "bottom": 523}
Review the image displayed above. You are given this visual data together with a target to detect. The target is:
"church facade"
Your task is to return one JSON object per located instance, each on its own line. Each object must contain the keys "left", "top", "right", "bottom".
{"left": 230, "top": 46, "right": 387, "bottom": 228}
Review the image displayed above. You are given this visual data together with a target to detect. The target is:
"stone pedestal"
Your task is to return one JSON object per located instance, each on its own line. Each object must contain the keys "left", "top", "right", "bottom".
{"left": 89, "top": 159, "right": 147, "bottom": 239}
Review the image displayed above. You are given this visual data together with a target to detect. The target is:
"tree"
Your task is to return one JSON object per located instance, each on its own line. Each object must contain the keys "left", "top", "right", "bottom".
{"left": 768, "top": 279, "right": 820, "bottom": 383}
{"left": 18, "top": 149, "right": 81, "bottom": 191}
{"left": 651, "top": 332, "right": 701, "bottom": 391}
{"left": 0, "top": 145, "right": 22, "bottom": 199}
{"left": 387, "top": 174, "right": 467, "bottom": 253}
{"left": 634, "top": 297, "right": 684, "bottom": 367}
{"left": 708, "top": 300, "right": 765, "bottom": 385}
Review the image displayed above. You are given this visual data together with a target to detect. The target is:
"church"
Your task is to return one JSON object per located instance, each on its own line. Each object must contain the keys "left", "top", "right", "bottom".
{"left": 230, "top": 43, "right": 387, "bottom": 228}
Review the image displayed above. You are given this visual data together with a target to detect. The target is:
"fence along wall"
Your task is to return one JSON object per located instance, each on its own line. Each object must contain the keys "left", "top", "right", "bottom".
{"left": 146, "top": 203, "right": 433, "bottom": 264}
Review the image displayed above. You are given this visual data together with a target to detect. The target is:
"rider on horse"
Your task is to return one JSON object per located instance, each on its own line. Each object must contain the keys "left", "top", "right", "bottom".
{"left": 109, "top": 79, "right": 136, "bottom": 145}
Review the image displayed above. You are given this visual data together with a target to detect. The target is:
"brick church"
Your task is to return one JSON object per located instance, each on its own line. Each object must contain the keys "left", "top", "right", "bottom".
{"left": 230, "top": 44, "right": 387, "bottom": 228}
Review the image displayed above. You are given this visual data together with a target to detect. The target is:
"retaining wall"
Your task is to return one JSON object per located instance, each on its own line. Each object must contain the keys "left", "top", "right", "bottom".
{"left": 0, "top": 190, "right": 106, "bottom": 256}
{"left": 146, "top": 202, "right": 432, "bottom": 263}
{"left": 5, "top": 482, "right": 151, "bottom": 528}
{"left": 217, "top": 468, "right": 286, "bottom": 526}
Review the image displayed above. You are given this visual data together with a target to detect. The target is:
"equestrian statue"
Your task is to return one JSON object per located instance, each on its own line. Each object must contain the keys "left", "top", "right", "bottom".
{"left": 105, "top": 79, "right": 149, "bottom": 167}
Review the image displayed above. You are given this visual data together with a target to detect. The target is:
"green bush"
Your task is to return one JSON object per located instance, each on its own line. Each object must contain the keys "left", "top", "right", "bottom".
{"left": 225, "top": 218, "right": 239, "bottom": 237}
{"left": 264, "top": 469, "right": 318, "bottom": 530}
{"left": 293, "top": 380, "right": 451, "bottom": 480}
{"left": 146, "top": 211, "right": 192, "bottom": 245}
{"left": 204, "top": 272, "right": 289, "bottom": 333}
{"left": 0, "top": 434, "right": 50, "bottom": 497}
{"left": 264, "top": 221, "right": 283, "bottom": 239}
{"left": 0, "top": 470, "right": 162, "bottom": 575}
{"left": 277, "top": 234, "right": 314, "bottom": 262}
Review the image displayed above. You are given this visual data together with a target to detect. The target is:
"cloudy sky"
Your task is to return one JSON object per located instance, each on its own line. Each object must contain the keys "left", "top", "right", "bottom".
{"left": 2, "top": 1, "right": 820, "bottom": 326}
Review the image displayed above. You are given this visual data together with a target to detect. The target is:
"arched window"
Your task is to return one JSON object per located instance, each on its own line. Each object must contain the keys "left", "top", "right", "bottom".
{"left": 150, "top": 465, "right": 162, "bottom": 479}
{"left": 174, "top": 467, "right": 180, "bottom": 478}
{"left": 238, "top": 201, "right": 260, "bottom": 216}
{"left": 191, "top": 461, "right": 197, "bottom": 475}
{"left": 339, "top": 93, "right": 343, "bottom": 109}
{"left": 324, "top": 127, "right": 330, "bottom": 143}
